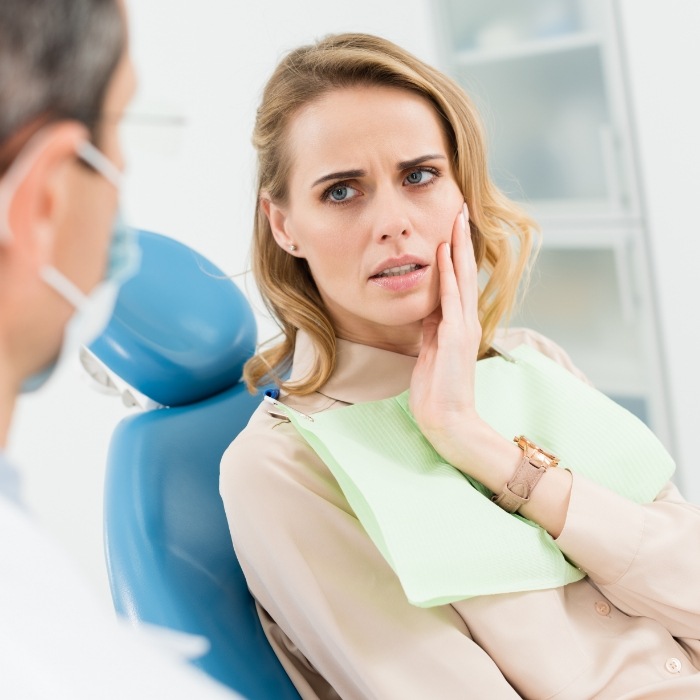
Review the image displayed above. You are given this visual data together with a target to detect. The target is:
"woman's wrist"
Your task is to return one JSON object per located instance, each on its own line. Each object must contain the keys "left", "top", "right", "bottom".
{"left": 427, "top": 417, "right": 521, "bottom": 493}
{"left": 429, "top": 418, "right": 573, "bottom": 538}
{"left": 519, "top": 467, "right": 573, "bottom": 538}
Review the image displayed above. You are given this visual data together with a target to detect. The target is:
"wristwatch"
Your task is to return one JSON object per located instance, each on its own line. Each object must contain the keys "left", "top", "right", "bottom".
{"left": 492, "top": 436, "right": 560, "bottom": 513}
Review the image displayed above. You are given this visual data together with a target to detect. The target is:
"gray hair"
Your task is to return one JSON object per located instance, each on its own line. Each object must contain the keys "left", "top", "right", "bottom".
{"left": 0, "top": 0, "right": 125, "bottom": 169}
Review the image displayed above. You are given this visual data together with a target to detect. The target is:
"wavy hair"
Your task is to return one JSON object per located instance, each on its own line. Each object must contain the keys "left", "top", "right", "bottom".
{"left": 244, "top": 33, "right": 537, "bottom": 395}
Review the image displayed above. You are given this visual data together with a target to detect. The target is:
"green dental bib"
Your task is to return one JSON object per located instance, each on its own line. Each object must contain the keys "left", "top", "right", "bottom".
{"left": 275, "top": 345, "right": 674, "bottom": 607}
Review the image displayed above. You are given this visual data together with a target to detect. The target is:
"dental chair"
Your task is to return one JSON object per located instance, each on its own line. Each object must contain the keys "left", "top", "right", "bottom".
{"left": 86, "top": 230, "right": 300, "bottom": 699}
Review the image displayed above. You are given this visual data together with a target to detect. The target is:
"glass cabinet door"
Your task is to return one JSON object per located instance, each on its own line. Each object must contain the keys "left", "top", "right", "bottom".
{"left": 437, "top": 0, "right": 627, "bottom": 213}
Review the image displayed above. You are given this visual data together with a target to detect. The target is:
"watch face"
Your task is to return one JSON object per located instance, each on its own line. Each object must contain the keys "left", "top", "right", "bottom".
{"left": 514, "top": 435, "right": 560, "bottom": 468}
{"left": 530, "top": 452, "right": 551, "bottom": 469}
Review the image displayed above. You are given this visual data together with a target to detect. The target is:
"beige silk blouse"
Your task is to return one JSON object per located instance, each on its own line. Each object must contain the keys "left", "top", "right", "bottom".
{"left": 220, "top": 328, "right": 700, "bottom": 699}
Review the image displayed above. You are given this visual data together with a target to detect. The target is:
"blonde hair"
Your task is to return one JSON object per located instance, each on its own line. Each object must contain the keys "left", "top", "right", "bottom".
{"left": 244, "top": 33, "right": 537, "bottom": 395}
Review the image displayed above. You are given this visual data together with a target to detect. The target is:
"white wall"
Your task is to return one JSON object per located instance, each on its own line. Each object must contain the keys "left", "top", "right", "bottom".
{"left": 8, "top": 1, "right": 699, "bottom": 607}
{"left": 616, "top": 0, "right": 700, "bottom": 500}
{"left": 8, "top": 0, "right": 440, "bottom": 604}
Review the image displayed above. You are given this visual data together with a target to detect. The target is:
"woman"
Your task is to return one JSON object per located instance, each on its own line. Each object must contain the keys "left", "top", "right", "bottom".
{"left": 221, "top": 33, "right": 700, "bottom": 699}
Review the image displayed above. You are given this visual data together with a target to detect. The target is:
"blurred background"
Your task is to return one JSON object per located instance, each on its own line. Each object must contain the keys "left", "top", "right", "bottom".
{"left": 8, "top": 0, "right": 699, "bottom": 603}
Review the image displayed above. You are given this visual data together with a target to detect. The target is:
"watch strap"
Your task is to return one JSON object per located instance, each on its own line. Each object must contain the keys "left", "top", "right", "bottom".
{"left": 492, "top": 436, "right": 559, "bottom": 514}
{"left": 492, "top": 453, "right": 548, "bottom": 513}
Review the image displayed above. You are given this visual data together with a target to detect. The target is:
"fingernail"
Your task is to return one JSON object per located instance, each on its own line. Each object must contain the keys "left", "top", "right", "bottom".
{"left": 461, "top": 203, "right": 468, "bottom": 231}
{"left": 445, "top": 242, "right": 451, "bottom": 258}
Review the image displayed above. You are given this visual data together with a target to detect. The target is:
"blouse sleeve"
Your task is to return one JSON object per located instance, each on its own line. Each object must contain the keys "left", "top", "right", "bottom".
{"left": 220, "top": 410, "right": 521, "bottom": 700}
{"left": 506, "top": 327, "right": 700, "bottom": 640}
{"left": 555, "top": 474, "right": 700, "bottom": 640}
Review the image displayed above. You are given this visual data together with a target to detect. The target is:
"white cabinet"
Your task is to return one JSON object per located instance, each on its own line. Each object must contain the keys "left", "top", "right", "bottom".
{"left": 433, "top": 0, "right": 673, "bottom": 451}
{"left": 614, "top": 0, "right": 700, "bottom": 502}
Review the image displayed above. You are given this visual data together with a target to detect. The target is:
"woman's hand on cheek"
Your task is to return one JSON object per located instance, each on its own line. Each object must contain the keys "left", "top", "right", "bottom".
{"left": 408, "top": 205, "right": 572, "bottom": 533}
{"left": 409, "top": 202, "right": 485, "bottom": 468}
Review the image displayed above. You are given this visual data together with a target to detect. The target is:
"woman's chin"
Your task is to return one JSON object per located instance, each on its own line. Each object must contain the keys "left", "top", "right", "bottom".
{"left": 385, "top": 296, "right": 439, "bottom": 326}
{"left": 369, "top": 304, "right": 439, "bottom": 331}
{"left": 326, "top": 292, "right": 440, "bottom": 341}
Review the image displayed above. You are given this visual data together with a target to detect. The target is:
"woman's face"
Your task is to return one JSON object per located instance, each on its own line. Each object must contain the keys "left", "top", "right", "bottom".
{"left": 265, "top": 85, "right": 465, "bottom": 353}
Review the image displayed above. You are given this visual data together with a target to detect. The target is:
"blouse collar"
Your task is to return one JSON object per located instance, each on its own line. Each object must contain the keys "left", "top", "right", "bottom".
{"left": 289, "top": 330, "right": 417, "bottom": 405}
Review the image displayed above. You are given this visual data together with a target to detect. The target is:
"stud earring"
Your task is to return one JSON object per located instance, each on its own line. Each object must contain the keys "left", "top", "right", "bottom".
{"left": 289, "top": 244, "right": 298, "bottom": 252}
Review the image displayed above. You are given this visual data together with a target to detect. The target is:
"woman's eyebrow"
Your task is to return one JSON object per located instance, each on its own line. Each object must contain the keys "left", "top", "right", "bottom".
{"left": 311, "top": 154, "right": 446, "bottom": 188}
{"left": 397, "top": 154, "right": 446, "bottom": 170}
{"left": 312, "top": 169, "right": 365, "bottom": 187}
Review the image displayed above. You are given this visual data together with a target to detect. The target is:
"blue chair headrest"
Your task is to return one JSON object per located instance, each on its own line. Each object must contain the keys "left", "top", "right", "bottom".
{"left": 89, "top": 231, "right": 257, "bottom": 407}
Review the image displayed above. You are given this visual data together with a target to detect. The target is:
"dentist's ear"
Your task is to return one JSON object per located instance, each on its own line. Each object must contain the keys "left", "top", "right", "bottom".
{"left": 0, "top": 122, "right": 89, "bottom": 265}
{"left": 261, "top": 195, "right": 302, "bottom": 257}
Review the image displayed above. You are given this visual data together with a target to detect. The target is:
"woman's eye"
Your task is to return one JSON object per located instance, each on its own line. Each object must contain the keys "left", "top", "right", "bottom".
{"left": 405, "top": 168, "right": 437, "bottom": 186}
{"left": 325, "top": 183, "right": 360, "bottom": 203}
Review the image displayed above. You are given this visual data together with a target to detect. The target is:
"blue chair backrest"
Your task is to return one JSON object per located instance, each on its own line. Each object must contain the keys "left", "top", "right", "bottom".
{"left": 90, "top": 231, "right": 300, "bottom": 699}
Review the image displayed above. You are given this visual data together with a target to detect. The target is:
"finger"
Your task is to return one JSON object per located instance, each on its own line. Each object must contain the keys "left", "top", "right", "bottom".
{"left": 421, "top": 305, "right": 441, "bottom": 350}
{"left": 435, "top": 239, "right": 463, "bottom": 328}
{"left": 451, "top": 202, "right": 479, "bottom": 322}
{"left": 451, "top": 203, "right": 476, "bottom": 281}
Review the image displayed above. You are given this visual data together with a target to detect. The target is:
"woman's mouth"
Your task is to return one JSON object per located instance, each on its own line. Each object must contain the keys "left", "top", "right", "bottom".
{"left": 369, "top": 263, "right": 428, "bottom": 291}
{"left": 371, "top": 263, "right": 424, "bottom": 278}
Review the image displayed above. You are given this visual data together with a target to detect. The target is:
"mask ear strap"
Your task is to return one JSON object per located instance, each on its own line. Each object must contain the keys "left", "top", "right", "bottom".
{"left": 40, "top": 265, "right": 88, "bottom": 310}
{"left": 77, "top": 141, "right": 122, "bottom": 189}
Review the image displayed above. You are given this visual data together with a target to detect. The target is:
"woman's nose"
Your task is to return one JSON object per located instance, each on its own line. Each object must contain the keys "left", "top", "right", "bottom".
{"left": 372, "top": 190, "right": 411, "bottom": 242}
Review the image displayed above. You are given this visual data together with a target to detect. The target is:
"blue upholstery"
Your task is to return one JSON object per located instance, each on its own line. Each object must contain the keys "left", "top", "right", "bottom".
{"left": 90, "top": 232, "right": 256, "bottom": 407}
{"left": 92, "top": 231, "right": 300, "bottom": 699}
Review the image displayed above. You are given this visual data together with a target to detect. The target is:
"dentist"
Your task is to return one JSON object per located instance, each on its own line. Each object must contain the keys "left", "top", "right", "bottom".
{"left": 0, "top": 1, "right": 240, "bottom": 697}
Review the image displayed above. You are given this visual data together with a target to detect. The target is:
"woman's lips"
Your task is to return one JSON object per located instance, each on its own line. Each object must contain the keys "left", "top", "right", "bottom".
{"left": 369, "top": 265, "right": 429, "bottom": 291}
{"left": 373, "top": 263, "right": 421, "bottom": 277}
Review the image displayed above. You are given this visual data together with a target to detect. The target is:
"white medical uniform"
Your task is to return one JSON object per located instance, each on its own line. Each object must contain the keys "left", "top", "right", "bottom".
{"left": 0, "top": 452, "right": 243, "bottom": 699}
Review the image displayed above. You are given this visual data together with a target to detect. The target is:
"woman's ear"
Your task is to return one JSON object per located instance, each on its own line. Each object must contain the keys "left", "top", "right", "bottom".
{"left": 261, "top": 196, "right": 302, "bottom": 257}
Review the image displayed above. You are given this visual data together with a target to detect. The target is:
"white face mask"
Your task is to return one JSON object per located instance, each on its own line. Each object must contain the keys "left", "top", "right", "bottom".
{"left": 0, "top": 131, "right": 140, "bottom": 392}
